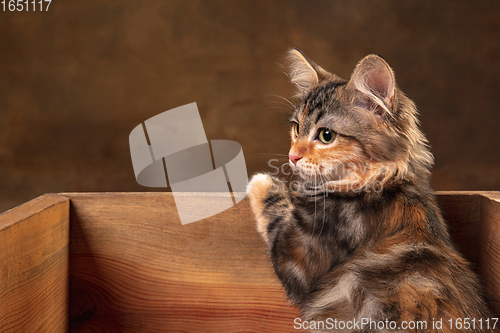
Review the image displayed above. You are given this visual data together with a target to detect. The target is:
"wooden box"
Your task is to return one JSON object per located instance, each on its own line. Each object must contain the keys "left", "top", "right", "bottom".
{"left": 1, "top": 192, "right": 499, "bottom": 332}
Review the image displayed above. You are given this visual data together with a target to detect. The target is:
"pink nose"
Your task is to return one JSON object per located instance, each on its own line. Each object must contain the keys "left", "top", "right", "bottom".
{"left": 289, "top": 152, "right": 303, "bottom": 165}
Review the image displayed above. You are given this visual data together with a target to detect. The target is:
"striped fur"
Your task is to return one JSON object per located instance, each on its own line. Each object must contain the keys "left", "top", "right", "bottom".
{"left": 247, "top": 50, "right": 498, "bottom": 332}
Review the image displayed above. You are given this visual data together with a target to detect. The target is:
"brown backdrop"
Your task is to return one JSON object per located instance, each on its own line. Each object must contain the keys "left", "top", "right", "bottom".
{"left": 1, "top": 0, "right": 499, "bottom": 213}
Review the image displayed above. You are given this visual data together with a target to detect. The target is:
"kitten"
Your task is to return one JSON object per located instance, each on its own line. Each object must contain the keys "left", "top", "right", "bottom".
{"left": 247, "top": 49, "right": 498, "bottom": 332}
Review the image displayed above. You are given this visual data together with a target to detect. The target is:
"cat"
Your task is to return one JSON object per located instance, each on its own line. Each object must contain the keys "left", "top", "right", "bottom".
{"left": 247, "top": 49, "right": 498, "bottom": 332}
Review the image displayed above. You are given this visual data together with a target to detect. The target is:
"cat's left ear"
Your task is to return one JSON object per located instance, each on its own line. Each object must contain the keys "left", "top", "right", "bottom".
{"left": 286, "top": 48, "right": 340, "bottom": 96}
{"left": 347, "top": 54, "right": 396, "bottom": 119}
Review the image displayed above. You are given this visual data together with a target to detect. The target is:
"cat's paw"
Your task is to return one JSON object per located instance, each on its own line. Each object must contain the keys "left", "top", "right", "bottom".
{"left": 247, "top": 173, "right": 283, "bottom": 242}
{"left": 247, "top": 173, "right": 275, "bottom": 199}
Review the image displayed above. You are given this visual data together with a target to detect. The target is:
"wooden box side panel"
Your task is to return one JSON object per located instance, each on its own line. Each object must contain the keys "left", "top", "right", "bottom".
{"left": 0, "top": 194, "right": 70, "bottom": 333}
{"left": 66, "top": 193, "right": 299, "bottom": 333}
{"left": 66, "top": 192, "right": 499, "bottom": 332}
{"left": 436, "top": 193, "right": 480, "bottom": 266}
{"left": 479, "top": 193, "right": 500, "bottom": 315}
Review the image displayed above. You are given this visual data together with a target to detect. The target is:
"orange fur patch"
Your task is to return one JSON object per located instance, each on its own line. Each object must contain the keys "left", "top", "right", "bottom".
{"left": 290, "top": 134, "right": 368, "bottom": 180}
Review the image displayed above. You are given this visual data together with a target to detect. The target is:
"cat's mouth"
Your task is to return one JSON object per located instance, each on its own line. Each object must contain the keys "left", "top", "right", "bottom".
{"left": 290, "top": 160, "right": 344, "bottom": 182}
{"left": 290, "top": 158, "right": 402, "bottom": 194}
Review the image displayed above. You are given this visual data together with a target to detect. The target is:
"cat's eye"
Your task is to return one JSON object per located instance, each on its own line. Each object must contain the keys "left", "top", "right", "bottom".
{"left": 318, "top": 128, "right": 336, "bottom": 144}
{"left": 293, "top": 123, "right": 299, "bottom": 137}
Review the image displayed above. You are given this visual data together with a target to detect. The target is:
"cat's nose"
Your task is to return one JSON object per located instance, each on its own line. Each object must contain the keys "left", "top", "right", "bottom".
{"left": 289, "top": 152, "right": 303, "bottom": 165}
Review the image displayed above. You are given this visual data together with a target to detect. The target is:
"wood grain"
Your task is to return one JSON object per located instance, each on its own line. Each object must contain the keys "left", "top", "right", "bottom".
{"left": 64, "top": 192, "right": 299, "bottom": 332}
{"left": 479, "top": 193, "right": 500, "bottom": 315}
{"left": 1, "top": 191, "right": 498, "bottom": 332}
{"left": 436, "top": 191, "right": 500, "bottom": 315}
{"left": 436, "top": 192, "right": 479, "bottom": 267}
{"left": 0, "top": 194, "right": 70, "bottom": 333}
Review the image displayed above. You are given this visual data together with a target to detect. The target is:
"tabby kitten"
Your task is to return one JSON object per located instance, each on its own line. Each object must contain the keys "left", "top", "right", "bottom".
{"left": 247, "top": 49, "right": 498, "bottom": 332}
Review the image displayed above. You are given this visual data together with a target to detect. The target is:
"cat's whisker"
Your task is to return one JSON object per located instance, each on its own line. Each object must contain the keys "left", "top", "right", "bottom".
{"left": 256, "top": 153, "right": 289, "bottom": 157}
{"left": 261, "top": 106, "right": 294, "bottom": 113}
{"left": 313, "top": 173, "right": 318, "bottom": 232}
{"left": 263, "top": 94, "right": 296, "bottom": 109}
{"left": 319, "top": 176, "right": 326, "bottom": 239}
{"left": 265, "top": 101, "right": 295, "bottom": 110}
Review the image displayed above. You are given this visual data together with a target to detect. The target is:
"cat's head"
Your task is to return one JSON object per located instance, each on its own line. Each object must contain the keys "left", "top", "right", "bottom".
{"left": 286, "top": 49, "right": 433, "bottom": 192}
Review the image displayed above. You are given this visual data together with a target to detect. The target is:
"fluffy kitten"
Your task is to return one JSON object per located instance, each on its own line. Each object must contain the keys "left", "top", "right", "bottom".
{"left": 247, "top": 49, "right": 498, "bottom": 332}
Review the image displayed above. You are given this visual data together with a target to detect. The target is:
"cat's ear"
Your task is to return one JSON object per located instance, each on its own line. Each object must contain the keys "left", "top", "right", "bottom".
{"left": 286, "top": 48, "right": 339, "bottom": 95}
{"left": 347, "top": 54, "right": 396, "bottom": 119}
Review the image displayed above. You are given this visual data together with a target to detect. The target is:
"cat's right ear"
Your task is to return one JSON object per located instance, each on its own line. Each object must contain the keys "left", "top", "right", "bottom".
{"left": 347, "top": 54, "right": 396, "bottom": 120}
{"left": 286, "top": 49, "right": 338, "bottom": 95}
